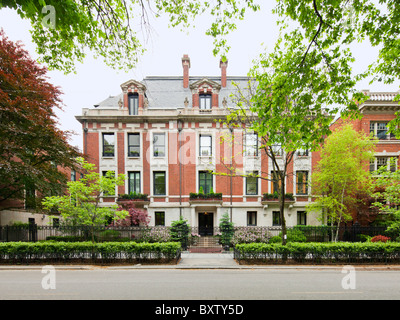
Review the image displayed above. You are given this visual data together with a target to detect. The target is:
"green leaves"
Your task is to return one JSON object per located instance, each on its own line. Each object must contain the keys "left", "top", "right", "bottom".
{"left": 235, "top": 241, "right": 400, "bottom": 263}
{"left": 307, "top": 123, "right": 376, "bottom": 234}
{"left": 1, "top": 0, "right": 260, "bottom": 73}
{"left": 370, "top": 165, "right": 400, "bottom": 234}
{"left": 0, "top": 30, "right": 81, "bottom": 206}
{"left": 274, "top": 0, "right": 400, "bottom": 134}
{"left": 0, "top": 241, "right": 182, "bottom": 262}
{"left": 42, "top": 157, "right": 128, "bottom": 230}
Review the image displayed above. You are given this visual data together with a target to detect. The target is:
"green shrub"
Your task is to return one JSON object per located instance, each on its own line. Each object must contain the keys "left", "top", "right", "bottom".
{"left": 98, "top": 229, "right": 121, "bottom": 240}
{"left": 46, "top": 236, "right": 86, "bottom": 242}
{"left": 269, "top": 236, "right": 282, "bottom": 243}
{"left": 235, "top": 242, "right": 400, "bottom": 264}
{"left": 0, "top": 241, "right": 181, "bottom": 263}
{"left": 219, "top": 213, "right": 234, "bottom": 247}
{"left": 170, "top": 218, "right": 190, "bottom": 249}
{"left": 271, "top": 229, "right": 307, "bottom": 243}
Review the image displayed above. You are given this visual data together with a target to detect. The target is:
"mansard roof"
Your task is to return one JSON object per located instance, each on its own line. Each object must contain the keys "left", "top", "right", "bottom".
{"left": 93, "top": 76, "right": 250, "bottom": 110}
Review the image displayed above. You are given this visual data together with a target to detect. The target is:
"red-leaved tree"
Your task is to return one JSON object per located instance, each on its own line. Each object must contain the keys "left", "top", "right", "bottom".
{"left": 112, "top": 206, "right": 150, "bottom": 227}
{"left": 0, "top": 29, "right": 81, "bottom": 209}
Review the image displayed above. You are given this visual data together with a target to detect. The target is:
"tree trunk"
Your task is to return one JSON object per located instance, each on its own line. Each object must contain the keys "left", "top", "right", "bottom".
{"left": 334, "top": 185, "right": 347, "bottom": 242}
{"left": 280, "top": 177, "right": 287, "bottom": 246}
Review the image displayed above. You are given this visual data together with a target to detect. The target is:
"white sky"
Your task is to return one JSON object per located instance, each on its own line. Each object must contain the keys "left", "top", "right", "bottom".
{"left": 0, "top": 2, "right": 399, "bottom": 151}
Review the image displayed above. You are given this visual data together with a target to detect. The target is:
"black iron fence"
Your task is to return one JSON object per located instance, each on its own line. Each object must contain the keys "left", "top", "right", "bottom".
{"left": 0, "top": 224, "right": 393, "bottom": 244}
{"left": 0, "top": 225, "right": 172, "bottom": 243}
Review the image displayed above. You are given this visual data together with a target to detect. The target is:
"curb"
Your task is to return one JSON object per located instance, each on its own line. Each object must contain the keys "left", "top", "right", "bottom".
{"left": 1, "top": 264, "right": 400, "bottom": 271}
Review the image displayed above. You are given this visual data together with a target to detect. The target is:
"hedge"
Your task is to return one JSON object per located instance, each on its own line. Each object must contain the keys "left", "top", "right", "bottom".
{"left": 234, "top": 242, "right": 400, "bottom": 264}
{"left": 0, "top": 241, "right": 182, "bottom": 264}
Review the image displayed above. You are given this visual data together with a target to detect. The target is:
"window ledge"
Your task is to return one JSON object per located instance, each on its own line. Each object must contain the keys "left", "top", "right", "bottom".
{"left": 376, "top": 140, "right": 400, "bottom": 144}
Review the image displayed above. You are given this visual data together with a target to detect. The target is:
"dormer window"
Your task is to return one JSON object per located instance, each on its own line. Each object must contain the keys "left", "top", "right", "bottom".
{"left": 190, "top": 78, "right": 221, "bottom": 110}
{"left": 199, "top": 94, "right": 212, "bottom": 110}
{"left": 120, "top": 79, "right": 146, "bottom": 114}
{"left": 128, "top": 93, "right": 139, "bottom": 115}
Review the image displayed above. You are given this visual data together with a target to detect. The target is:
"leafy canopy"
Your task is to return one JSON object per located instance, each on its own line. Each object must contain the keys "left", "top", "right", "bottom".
{"left": 42, "top": 157, "right": 128, "bottom": 227}
{"left": 370, "top": 162, "right": 400, "bottom": 235}
{"left": 307, "top": 123, "right": 376, "bottom": 235}
{"left": 273, "top": 0, "right": 400, "bottom": 134}
{"left": 0, "top": 30, "right": 80, "bottom": 206}
{"left": 0, "top": 0, "right": 260, "bottom": 73}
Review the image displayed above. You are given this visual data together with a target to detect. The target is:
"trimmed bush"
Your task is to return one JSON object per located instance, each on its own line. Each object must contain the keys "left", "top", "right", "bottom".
{"left": 235, "top": 242, "right": 400, "bottom": 264}
{"left": 0, "top": 241, "right": 181, "bottom": 264}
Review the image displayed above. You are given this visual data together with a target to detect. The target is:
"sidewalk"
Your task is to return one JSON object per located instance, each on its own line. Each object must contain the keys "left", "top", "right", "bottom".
{"left": 1, "top": 252, "right": 400, "bottom": 270}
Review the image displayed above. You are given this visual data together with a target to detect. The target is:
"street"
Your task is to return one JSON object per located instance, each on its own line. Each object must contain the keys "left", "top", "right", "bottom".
{"left": 0, "top": 267, "right": 399, "bottom": 300}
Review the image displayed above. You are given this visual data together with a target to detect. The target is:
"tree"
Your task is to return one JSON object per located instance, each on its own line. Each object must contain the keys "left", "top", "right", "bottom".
{"left": 370, "top": 160, "right": 400, "bottom": 238}
{"left": 307, "top": 123, "right": 376, "bottom": 241}
{"left": 112, "top": 202, "right": 150, "bottom": 227}
{"left": 273, "top": 0, "right": 400, "bottom": 134}
{"left": 42, "top": 157, "right": 128, "bottom": 241}
{"left": 219, "top": 212, "right": 234, "bottom": 249}
{"left": 0, "top": 30, "right": 81, "bottom": 208}
{"left": 0, "top": 0, "right": 260, "bottom": 73}
{"left": 221, "top": 27, "right": 363, "bottom": 244}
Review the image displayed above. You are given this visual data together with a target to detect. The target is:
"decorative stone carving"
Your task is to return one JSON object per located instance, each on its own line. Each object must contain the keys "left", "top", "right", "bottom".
{"left": 189, "top": 78, "right": 221, "bottom": 94}
{"left": 222, "top": 97, "right": 228, "bottom": 108}
{"left": 120, "top": 79, "right": 147, "bottom": 94}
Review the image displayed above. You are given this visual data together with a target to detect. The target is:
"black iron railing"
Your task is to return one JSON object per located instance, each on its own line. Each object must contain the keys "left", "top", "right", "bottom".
{"left": 0, "top": 225, "right": 391, "bottom": 244}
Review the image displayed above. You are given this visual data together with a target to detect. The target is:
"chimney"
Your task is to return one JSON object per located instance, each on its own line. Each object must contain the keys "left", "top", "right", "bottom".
{"left": 182, "top": 54, "right": 191, "bottom": 88}
{"left": 220, "top": 57, "right": 228, "bottom": 88}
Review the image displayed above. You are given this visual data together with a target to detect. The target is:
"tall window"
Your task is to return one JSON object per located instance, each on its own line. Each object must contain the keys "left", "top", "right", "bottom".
{"left": 272, "top": 211, "right": 281, "bottom": 226}
{"left": 296, "top": 171, "right": 308, "bottom": 195}
{"left": 153, "top": 133, "right": 165, "bottom": 157}
{"left": 71, "top": 170, "right": 76, "bottom": 182}
{"left": 128, "top": 133, "right": 140, "bottom": 157}
{"left": 128, "top": 93, "right": 139, "bottom": 115}
{"left": 245, "top": 133, "right": 258, "bottom": 156}
{"left": 247, "top": 211, "right": 257, "bottom": 226}
{"left": 102, "top": 133, "right": 115, "bottom": 157}
{"left": 370, "top": 122, "right": 396, "bottom": 140}
{"left": 153, "top": 171, "right": 166, "bottom": 195}
{"left": 297, "top": 211, "right": 307, "bottom": 225}
{"left": 155, "top": 212, "right": 165, "bottom": 226}
{"left": 246, "top": 171, "right": 258, "bottom": 195}
{"left": 297, "top": 148, "right": 309, "bottom": 156}
{"left": 102, "top": 171, "right": 115, "bottom": 196}
{"left": 199, "top": 171, "right": 213, "bottom": 194}
{"left": 271, "top": 143, "right": 283, "bottom": 156}
{"left": 199, "top": 135, "right": 212, "bottom": 156}
{"left": 199, "top": 94, "right": 212, "bottom": 110}
{"left": 370, "top": 157, "right": 397, "bottom": 172}
{"left": 128, "top": 171, "right": 141, "bottom": 194}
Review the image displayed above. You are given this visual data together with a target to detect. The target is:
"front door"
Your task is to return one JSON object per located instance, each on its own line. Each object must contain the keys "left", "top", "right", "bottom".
{"left": 198, "top": 212, "right": 214, "bottom": 236}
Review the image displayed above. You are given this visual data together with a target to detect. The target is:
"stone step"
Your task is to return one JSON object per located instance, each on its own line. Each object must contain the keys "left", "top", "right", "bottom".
{"left": 188, "top": 247, "right": 222, "bottom": 253}
{"left": 190, "top": 236, "right": 222, "bottom": 249}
